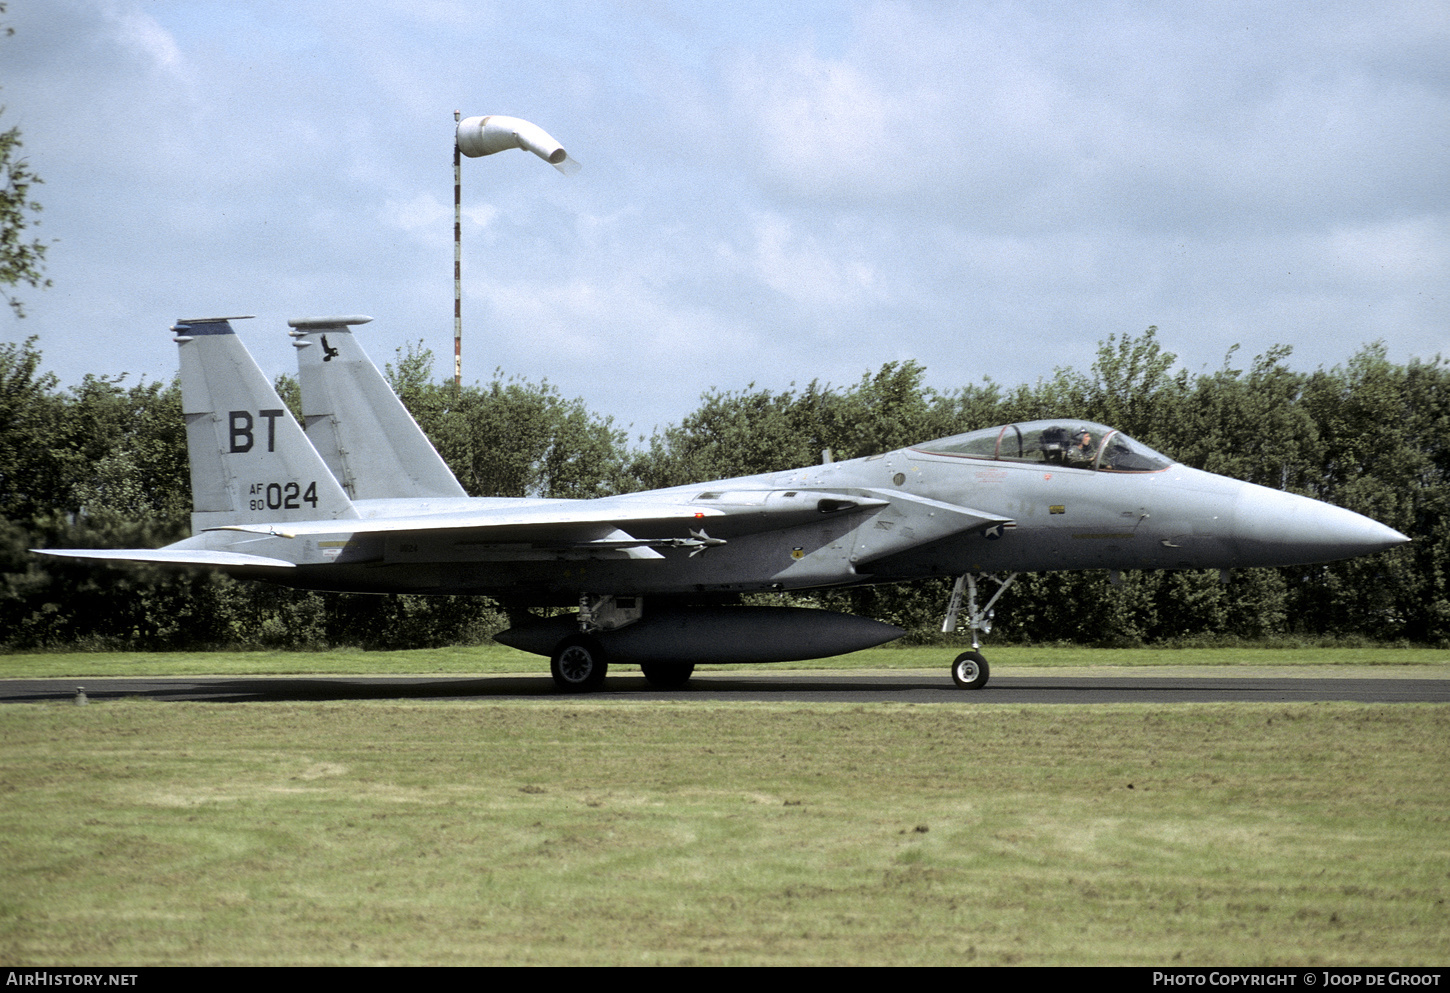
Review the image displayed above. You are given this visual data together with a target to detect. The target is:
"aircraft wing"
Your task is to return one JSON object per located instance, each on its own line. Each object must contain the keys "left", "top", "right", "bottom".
{"left": 37, "top": 488, "right": 988, "bottom": 571}
{"left": 188, "top": 489, "right": 900, "bottom": 565}
{"left": 205, "top": 489, "right": 892, "bottom": 541}
{"left": 34, "top": 548, "right": 297, "bottom": 570}
{"left": 204, "top": 499, "right": 730, "bottom": 539}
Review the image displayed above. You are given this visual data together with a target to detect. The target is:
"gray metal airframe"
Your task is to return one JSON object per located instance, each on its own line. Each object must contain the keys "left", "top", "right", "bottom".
{"left": 39, "top": 317, "right": 1410, "bottom": 691}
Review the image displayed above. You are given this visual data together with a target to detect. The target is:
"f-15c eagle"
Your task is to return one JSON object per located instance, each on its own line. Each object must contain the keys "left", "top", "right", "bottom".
{"left": 38, "top": 316, "right": 1409, "bottom": 691}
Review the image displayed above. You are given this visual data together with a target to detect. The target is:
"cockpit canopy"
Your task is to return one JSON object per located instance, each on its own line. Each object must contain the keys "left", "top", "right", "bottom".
{"left": 912, "top": 419, "right": 1173, "bottom": 473}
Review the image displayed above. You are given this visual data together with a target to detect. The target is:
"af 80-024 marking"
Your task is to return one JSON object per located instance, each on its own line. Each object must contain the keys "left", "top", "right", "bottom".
{"left": 248, "top": 481, "right": 319, "bottom": 512}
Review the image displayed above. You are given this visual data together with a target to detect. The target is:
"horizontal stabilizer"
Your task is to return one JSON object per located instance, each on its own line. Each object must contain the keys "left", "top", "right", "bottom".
{"left": 34, "top": 548, "right": 297, "bottom": 570}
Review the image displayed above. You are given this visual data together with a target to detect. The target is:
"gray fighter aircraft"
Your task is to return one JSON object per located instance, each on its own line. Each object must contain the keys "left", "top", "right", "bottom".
{"left": 39, "top": 316, "right": 1409, "bottom": 691}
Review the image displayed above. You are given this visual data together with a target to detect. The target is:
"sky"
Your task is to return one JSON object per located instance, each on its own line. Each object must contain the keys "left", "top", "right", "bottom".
{"left": 2, "top": 0, "right": 1447, "bottom": 439}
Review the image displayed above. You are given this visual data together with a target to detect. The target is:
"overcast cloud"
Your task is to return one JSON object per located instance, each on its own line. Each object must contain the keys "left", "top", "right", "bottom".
{"left": 2, "top": 0, "right": 1446, "bottom": 436}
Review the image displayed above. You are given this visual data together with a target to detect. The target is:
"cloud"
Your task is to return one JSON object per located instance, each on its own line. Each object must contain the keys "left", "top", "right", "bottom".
{"left": 718, "top": 212, "right": 883, "bottom": 310}
{"left": 1327, "top": 216, "right": 1450, "bottom": 288}
{"left": 3, "top": 0, "right": 1445, "bottom": 433}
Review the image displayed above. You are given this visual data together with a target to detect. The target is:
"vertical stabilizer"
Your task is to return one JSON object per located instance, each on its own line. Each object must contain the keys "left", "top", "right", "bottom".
{"left": 289, "top": 316, "right": 467, "bottom": 500}
{"left": 172, "top": 317, "right": 358, "bottom": 532}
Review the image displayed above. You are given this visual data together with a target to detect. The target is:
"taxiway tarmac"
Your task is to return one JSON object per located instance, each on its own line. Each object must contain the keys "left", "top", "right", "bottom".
{"left": 2, "top": 670, "right": 1447, "bottom": 705}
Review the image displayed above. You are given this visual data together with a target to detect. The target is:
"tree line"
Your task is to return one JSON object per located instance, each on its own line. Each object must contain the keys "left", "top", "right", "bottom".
{"left": 2, "top": 328, "right": 1445, "bottom": 651}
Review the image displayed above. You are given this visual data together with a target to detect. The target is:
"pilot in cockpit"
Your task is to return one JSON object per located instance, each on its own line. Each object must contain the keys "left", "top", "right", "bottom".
{"left": 1066, "top": 428, "right": 1095, "bottom": 465}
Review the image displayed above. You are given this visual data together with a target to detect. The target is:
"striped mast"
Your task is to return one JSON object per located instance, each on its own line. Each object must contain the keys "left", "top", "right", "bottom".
{"left": 453, "top": 109, "right": 462, "bottom": 388}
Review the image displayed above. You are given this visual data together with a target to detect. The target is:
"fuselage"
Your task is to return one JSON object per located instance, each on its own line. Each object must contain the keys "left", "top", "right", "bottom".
{"left": 173, "top": 424, "right": 1407, "bottom": 600}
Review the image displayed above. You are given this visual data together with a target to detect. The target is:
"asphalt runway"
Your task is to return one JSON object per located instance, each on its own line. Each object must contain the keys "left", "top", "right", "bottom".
{"left": 2, "top": 671, "right": 1447, "bottom": 705}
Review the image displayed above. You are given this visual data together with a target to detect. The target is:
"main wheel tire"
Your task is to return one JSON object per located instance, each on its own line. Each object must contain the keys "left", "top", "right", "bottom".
{"left": 551, "top": 636, "right": 608, "bottom": 692}
{"left": 640, "top": 662, "right": 695, "bottom": 689}
{"left": 951, "top": 651, "right": 990, "bottom": 690}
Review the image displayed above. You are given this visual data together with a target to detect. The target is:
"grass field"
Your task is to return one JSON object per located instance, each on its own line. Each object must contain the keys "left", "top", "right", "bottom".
{"left": 2, "top": 654, "right": 1448, "bottom": 965}
{"left": 1, "top": 641, "right": 1446, "bottom": 678}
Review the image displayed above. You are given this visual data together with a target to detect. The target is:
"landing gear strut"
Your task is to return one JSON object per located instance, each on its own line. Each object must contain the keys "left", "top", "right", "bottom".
{"left": 940, "top": 572, "right": 1017, "bottom": 690}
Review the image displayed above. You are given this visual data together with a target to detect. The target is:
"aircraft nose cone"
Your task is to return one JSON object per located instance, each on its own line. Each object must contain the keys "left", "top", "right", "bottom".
{"left": 1232, "top": 484, "right": 1409, "bottom": 566}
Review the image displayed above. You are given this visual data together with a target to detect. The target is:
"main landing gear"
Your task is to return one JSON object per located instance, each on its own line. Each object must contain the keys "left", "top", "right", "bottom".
{"left": 549, "top": 594, "right": 697, "bottom": 692}
{"left": 549, "top": 593, "right": 638, "bottom": 692}
{"left": 940, "top": 572, "right": 1017, "bottom": 691}
{"left": 547, "top": 639, "right": 695, "bottom": 691}
{"left": 550, "top": 635, "right": 608, "bottom": 693}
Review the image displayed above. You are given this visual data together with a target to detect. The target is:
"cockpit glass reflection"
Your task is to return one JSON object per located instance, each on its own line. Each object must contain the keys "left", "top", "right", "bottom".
{"left": 913, "top": 420, "right": 1172, "bottom": 472}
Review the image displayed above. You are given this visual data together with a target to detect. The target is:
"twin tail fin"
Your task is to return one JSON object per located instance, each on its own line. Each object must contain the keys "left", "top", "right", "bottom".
{"left": 172, "top": 316, "right": 358, "bottom": 532}
{"left": 288, "top": 316, "right": 466, "bottom": 501}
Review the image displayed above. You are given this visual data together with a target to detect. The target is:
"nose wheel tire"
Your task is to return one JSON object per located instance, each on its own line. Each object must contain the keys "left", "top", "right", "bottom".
{"left": 951, "top": 651, "right": 990, "bottom": 690}
{"left": 551, "top": 636, "right": 608, "bottom": 692}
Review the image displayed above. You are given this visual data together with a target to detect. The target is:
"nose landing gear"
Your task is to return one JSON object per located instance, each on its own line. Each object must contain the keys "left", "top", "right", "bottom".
{"left": 941, "top": 572, "right": 1017, "bottom": 690}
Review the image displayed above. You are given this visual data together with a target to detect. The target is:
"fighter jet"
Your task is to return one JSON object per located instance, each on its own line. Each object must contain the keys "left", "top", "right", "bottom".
{"left": 38, "top": 316, "right": 1410, "bottom": 692}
